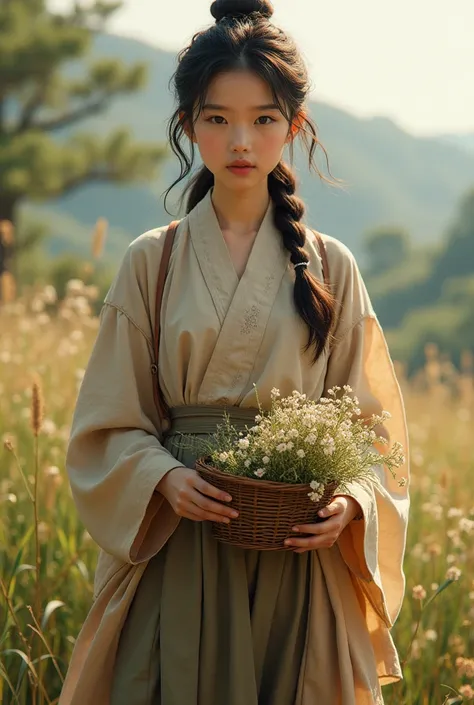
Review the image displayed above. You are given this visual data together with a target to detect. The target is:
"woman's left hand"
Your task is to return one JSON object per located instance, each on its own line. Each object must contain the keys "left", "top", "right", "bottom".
{"left": 284, "top": 495, "right": 362, "bottom": 553}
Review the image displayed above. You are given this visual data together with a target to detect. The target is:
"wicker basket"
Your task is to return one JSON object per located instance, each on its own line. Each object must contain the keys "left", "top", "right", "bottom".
{"left": 196, "top": 458, "right": 339, "bottom": 551}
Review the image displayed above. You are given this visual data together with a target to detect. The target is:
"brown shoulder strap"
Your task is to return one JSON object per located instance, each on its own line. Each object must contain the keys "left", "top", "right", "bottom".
{"left": 312, "top": 230, "right": 330, "bottom": 288}
{"left": 152, "top": 220, "right": 180, "bottom": 432}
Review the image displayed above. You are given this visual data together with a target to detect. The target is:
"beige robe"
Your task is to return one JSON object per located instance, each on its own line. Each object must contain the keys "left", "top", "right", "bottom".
{"left": 59, "top": 188, "right": 410, "bottom": 705}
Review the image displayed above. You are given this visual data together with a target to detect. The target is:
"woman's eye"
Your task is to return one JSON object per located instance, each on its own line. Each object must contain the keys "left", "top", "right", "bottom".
{"left": 257, "top": 116, "right": 276, "bottom": 125}
{"left": 207, "top": 115, "right": 276, "bottom": 125}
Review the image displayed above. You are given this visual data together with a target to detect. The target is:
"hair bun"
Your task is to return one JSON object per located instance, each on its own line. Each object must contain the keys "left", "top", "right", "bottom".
{"left": 210, "top": 0, "right": 274, "bottom": 23}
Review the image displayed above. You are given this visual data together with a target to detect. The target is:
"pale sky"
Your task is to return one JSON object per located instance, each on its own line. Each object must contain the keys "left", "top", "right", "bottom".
{"left": 49, "top": 0, "right": 474, "bottom": 137}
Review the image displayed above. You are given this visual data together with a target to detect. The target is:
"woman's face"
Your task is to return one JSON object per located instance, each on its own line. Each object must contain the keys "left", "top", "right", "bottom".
{"left": 189, "top": 70, "right": 300, "bottom": 191}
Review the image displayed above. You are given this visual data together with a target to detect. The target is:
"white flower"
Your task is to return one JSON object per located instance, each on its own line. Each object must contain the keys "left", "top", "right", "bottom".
{"left": 412, "top": 585, "right": 427, "bottom": 600}
{"left": 254, "top": 468, "right": 266, "bottom": 478}
{"left": 305, "top": 433, "right": 317, "bottom": 444}
{"left": 238, "top": 438, "right": 250, "bottom": 450}
{"left": 244, "top": 459, "right": 251, "bottom": 468}
{"left": 276, "top": 443, "right": 287, "bottom": 453}
{"left": 297, "top": 449, "right": 305, "bottom": 458}
{"left": 446, "top": 566, "right": 462, "bottom": 581}
{"left": 288, "top": 429, "right": 299, "bottom": 439}
{"left": 286, "top": 441, "right": 294, "bottom": 451}
{"left": 459, "top": 518, "right": 474, "bottom": 534}
{"left": 262, "top": 456, "right": 270, "bottom": 464}
{"left": 321, "top": 436, "right": 335, "bottom": 456}
{"left": 308, "top": 490, "right": 323, "bottom": 502}
{"left": 310, "top": 480, "right": 323, "bottom": 491}
{"left": 425, "top": 629, "right": 437, "bottom": 642}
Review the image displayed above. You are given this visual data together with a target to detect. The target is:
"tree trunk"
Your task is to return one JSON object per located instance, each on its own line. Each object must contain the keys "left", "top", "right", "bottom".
{"left": 0, "top": 193, "right": 18, "bottom": 298}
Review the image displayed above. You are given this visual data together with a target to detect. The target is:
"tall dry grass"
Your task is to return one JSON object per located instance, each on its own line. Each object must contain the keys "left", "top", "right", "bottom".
{"left": 0, "top": 283, "right": 473, "bottom": 704}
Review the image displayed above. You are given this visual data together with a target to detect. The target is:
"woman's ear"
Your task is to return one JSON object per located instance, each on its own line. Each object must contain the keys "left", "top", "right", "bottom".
{"left": 286, "top": 110, "right": 307, "bottom": 142}
{"left": 180, "top": 111, "right": 196, "bottom": 142}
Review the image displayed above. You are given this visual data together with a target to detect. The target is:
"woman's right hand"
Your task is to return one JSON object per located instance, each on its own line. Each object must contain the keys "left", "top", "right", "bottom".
{"left": 156, "top": 466, "right": 239, "bottom": 524}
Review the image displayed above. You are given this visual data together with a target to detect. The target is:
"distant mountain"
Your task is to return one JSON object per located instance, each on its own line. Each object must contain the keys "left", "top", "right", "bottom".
{"left": 436, "top": 133, "right": 474, "bottom": 154}
{"left": 20, "top": 33, "right": 474, "bottom": 264}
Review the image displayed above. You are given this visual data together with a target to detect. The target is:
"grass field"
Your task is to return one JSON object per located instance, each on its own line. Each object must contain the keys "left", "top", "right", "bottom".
{"left": 0, "top": 285, "right": 473, "bottom": 705}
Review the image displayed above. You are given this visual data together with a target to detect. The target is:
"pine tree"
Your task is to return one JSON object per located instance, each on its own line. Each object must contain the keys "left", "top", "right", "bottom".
{"left": 0, "top": 0, "right": 167, "bottom": 275}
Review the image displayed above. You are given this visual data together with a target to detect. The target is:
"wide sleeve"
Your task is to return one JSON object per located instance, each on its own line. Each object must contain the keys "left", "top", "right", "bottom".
{"left": 323, "top": 242, "right": 410, "bottom": 627}
{"left": 66, "top": 235, "right": 183, "bottom": 565}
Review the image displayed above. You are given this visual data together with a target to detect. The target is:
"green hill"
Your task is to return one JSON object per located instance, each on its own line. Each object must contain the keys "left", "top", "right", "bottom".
{"left": 19, "top": 33, "right": 474, "bottom": 265}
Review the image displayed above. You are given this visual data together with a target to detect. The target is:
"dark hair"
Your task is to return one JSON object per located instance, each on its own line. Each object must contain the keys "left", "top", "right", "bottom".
{"left": 164, "top": 0, "right": 342, "bottom": 364}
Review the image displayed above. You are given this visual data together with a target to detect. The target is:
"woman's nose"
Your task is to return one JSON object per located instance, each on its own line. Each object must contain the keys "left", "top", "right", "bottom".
{"left": 229, "top": 127, "right": 252, "bottom": 152}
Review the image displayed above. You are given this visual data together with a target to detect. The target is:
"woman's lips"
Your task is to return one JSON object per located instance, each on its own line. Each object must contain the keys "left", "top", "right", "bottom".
{"left": 227, "top": 166, "right": 255, "bottom": 176}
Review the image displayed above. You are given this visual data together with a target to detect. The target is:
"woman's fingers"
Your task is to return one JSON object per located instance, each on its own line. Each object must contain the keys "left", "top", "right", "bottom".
{"left": 180, "top": 504, "right": 231, "bottom": 524}
{"left": 188, "top": 487, "right": 239, "bottom": 520}
{"left": 193, "top": 475, "right": 233, "bottom": 504}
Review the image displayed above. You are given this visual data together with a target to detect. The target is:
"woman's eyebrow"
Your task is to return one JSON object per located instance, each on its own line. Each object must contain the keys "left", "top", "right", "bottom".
{"left": 202, "top": 103, "right": 280, "bottom": 111}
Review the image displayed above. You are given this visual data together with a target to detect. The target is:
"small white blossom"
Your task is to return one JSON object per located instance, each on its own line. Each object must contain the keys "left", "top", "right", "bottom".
{"left": 244, "top": 459, "right": 251, "bottom": 468}
{"left": 297, "top": 449, "right": 305, "bottom": 458}
{"left": 446, "top": 566, "right": 462, "bottom": 581}
{"left": 254, "top": 468, "right": 266, "bottom": 478}
{"left": 412, "top": 585, "right": 427, "bottom": 600}
{"left": 262, "top": 456, "right": 270, "bottom": 464}
{"left": 238, "top": 438, "right": 250, "bottom": 450}
{"left": 276, "top": 443, "right": 287, "bottom": 453}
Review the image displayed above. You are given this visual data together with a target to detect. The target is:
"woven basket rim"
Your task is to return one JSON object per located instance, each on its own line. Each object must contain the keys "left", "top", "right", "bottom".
{"left": 196, "top": 457, "right": 339, "bottom": 492}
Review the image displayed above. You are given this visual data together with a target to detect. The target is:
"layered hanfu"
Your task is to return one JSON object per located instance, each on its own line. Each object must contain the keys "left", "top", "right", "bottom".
{"left": 59, "top": 188, "right": 410, "bottom": 705}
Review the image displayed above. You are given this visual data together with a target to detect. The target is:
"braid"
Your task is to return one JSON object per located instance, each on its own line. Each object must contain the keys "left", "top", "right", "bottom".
{"left": 268, "top": 162, "right": 335, "bottom": 364}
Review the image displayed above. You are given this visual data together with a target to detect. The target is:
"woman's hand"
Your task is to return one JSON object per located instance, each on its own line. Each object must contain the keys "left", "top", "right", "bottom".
{"left": 156, "top": 466, "right": 239, "bottom": 524}
{"left": 284, "top": 495, "right": 361, "bottom": 553}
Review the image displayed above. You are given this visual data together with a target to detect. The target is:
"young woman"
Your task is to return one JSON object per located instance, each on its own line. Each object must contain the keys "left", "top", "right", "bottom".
{"left": 60, "top": 1, "right": 410, "bottom": 703}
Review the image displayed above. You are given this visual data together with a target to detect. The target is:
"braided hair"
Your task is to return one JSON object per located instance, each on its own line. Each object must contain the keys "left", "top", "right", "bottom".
{"left": 164, "top": 0, "right": 342, "bottom": 364}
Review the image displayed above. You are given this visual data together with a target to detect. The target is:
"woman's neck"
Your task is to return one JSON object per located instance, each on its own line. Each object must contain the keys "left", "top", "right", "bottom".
{"left": 210, "top": 182, "right": 270, "bottom": 239}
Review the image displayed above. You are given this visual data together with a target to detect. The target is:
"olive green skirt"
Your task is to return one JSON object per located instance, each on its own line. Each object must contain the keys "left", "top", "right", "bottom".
{"left": 110, "top": 406, "right": 311, "bottom": 705}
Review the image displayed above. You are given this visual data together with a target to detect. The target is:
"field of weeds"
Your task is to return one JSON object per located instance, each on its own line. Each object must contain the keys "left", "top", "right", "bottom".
{"left": 0, "top": 285, "right": 473, "bottom": 705}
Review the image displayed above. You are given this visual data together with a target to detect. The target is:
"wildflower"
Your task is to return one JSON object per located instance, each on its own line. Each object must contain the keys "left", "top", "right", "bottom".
{"left": 219, "top": 452, "right": 229, "bottom": 462}
{"left": 305, "top": 433, "right": 317, "bottom": 444}
{"left": 244, "top": 460, "right": 251, "bottom": 468}
{"left": 276, "top": 443, "right": 287, "bottom": 453}
{"left": 42, "top": 419, "right": 57, "bottom": 436}
{"left": 424, "top": 629, "right": 437, "bottom": 642}
{"left": 446, "top": 566, "right": 462, "bottom": 581}
{"left": 459, "top": 518, "right": 474, "bottom": 534}
{"left": 297, "top": 449, "right": 305, "bottom": 458}
{"left": 321, "top": 436, "right": 335, "bottom": 456}
{"left": 3, "top": 437, "right": 14, "bottom": 452}
{"left": 254, "top": 468, "right": 265, "bottom": 478}
{"left": 238, "top": 438, "right": 250, "bottom": 450}
{"left": 31, "top": 376, "right": 44, "bottom": 437}
{"left": 412, "top": 585, "right": 427, "bottom": 600}
{"left": 66, "top": 279, "right": 85, "bottom": 296}
{"left": 262, "top": 456, "right": 270, "bottom": 464}
{"left": 459, "top": 684, "right": 474, "bottom": 700}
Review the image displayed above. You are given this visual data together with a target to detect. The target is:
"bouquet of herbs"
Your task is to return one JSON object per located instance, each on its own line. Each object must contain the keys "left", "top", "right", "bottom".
{"left": 187, "top": 385, "right": 405, "bottom": 500}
